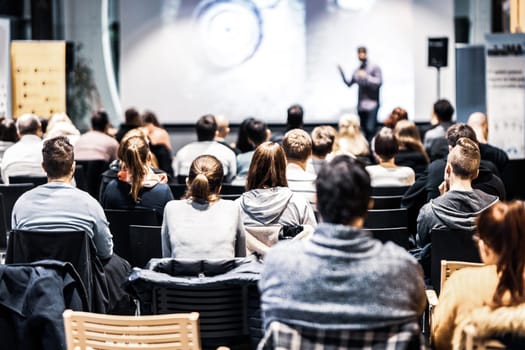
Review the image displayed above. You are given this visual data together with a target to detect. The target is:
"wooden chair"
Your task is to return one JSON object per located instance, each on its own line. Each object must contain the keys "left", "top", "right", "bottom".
{"left": 63, "top": 309, "right": 202, "bottom": 350}
{"left": 129, "top": 225, "right": 162, "bottom": 268}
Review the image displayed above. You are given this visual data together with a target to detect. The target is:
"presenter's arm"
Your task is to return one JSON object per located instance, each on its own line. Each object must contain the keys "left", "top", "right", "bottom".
{"left": 337, "top": 65, "right": 354, "bottom": 87}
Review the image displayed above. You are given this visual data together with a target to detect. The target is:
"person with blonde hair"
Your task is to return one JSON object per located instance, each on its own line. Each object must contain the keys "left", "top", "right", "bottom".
{"left": 44, "top": 113, "right": 81, "bottom": 145}
{"left": 101, "top": 133, "right": 173, "bottom": 218}
{"left": 162, "top": 155, "right": 245, "bottom": 259}
{"left": 333, "top": 113, "right": 370, "bottom": 160}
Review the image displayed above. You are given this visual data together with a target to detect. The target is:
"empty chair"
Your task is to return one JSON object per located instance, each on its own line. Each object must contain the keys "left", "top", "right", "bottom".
{"left": 364, "top": 208, "right": 408, "bottom": 229}
{"left": 75, "top": 160, "right": 109, "bottom": 198}
{"left": 369, "top": 227, "right": 410, "bottom": 249}
{"left": 0, "top": 193, "right": 7, "bottom": 251}
{"left": 73, "top": 163, "right": 87, "bottom": 192}
{"left": 8, "top": 175, "right": 47, "bottom": 186}
{"left": 370, "top": 195, "right": 403, "bottom": 209}
{"left": 104, "top": 209, "right": 160, "bottom": 264}
{"left": 371, "top": 185, "right": 409, "bottom": 197}
{"left": 63, "top": 309, "right": 202, "bottom": 350}
{"left": 0, "top": 183, "right": 35, "bottom": 227}
{"left": 129, "top": 225, "right": 162, "bottom": 268}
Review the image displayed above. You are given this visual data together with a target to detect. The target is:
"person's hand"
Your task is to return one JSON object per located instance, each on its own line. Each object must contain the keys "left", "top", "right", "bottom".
{"left": 337, "top": 64, "right": 344, "bottom": 73}
{"left": 438, "top": 180, "right": 449, "bottom": 195}
{"left": 357, "top": 69, "right": 367, "bottom": 79}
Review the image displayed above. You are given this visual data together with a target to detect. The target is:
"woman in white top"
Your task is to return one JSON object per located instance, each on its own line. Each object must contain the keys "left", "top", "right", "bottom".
{"left": 162, "top": 155, "right": 246, "bottom": 259}
{"left": 366, "top": 127, "right": 415, "bottom": 187}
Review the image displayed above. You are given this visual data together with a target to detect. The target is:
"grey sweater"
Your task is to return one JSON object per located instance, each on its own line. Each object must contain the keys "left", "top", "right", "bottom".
{"left": 259, "top": 223, "right": 426, "bottom": 329}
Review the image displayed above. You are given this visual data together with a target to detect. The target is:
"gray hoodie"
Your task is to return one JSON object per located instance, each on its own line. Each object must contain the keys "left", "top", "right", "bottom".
{"left": 416, "top": 189, "right": 498, "bottom": 247}
{"left": 237, "top": 187, "right": 317, "bottom": 227}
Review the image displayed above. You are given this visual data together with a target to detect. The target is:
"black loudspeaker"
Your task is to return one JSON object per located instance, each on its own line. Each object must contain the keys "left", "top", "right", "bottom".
{"left": 428, "top": 37, "right": 449, "bottom": 68}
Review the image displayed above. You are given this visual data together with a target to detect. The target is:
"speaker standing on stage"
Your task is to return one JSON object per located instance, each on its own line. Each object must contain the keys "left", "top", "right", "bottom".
{"left": 338, "top": 46, "right": 382, "bottom": 140}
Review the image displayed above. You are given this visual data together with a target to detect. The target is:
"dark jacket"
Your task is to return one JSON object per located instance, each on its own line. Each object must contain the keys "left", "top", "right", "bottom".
{"left": 0, "top": 261, "right": 87, "bottom": 350}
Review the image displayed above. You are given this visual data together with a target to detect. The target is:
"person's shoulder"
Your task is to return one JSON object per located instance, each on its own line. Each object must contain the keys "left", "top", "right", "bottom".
{"left": 379, "top": 241, "right": 422, "bottom": 273}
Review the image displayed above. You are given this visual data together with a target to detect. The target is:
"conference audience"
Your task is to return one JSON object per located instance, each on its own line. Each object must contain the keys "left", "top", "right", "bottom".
{"left": 283, "top": 129, "right": 317, "bottom": 206}
{"left": 333, "top": 113, "right": 370, "bottom": 161}
{"left": 74, "top": 110, "right": 119, "bottom": 162}
{"left": 237, "top": 141, "right": 316, "bottom": 255}
{"left": 161, "top": 155, "right": 246, "bottom": 259}
{"left": 0, "top": 118, "right": 18, "bottom": 162}
{"left": 258, "top": 155, "right": 426, "bottom": 347}
{"left": 173, "top": 114, "right": 237, "bottom": 183}
{"left": 394, "top": 120, "right": 429, "bottom": 177}
{"left": 142, "top": 110, "right": 174, "bottom": 178}
{"left": 432, "top": 201, "right": 525, "bottom": 349}
{"left": 0, "top": 113, "right": 45, "bottom": 183}
{"left": 306, "top": 125, "right": 337, "bottom": 175}
{"left": 366, "top": 127, "right": 415, "bottom": 187}
{"left": 101, "top": 133, "right": 173, "bottom": 218}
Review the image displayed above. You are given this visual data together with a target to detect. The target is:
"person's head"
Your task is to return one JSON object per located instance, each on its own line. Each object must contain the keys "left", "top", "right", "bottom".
{"left": 316, "top": 155, "right": 371, "bottom": 225}
{"left": 338, "top": 113, "right": 361, "bottom": 137}
{"left": 394, "top": 120, "right": 429, "bottom": 162}
{"left": 476, "top": 200, "right": 525, "bottom": 307}
{"left": 142, "top": 110, "right": 161, "bottom": 127}
{"left": 118, "top": 135, "right": 151, "bottom": 202}
{"left": 433, "top": 99, "right": 454, "bottom": 123}
{"left": 91, "top": 110, "right": 111, "bottom": 132}
{"left": 446, "top": 123, "right": 478, "bottom": 147}
{"left": 0, "top": 119, "right": 19, "bottom": 142}
{"left": 357, "top": 46, "right": 367, "bottom": 62}
{"left": 196, "top": 114, "right": 217, "bottom": 141}
{"left": 214, "top": 115, "right": 230, "bottom": 139}
{"left": 446, "top": 137, "right": 480, "bottom": 181}
{"left": 286, "top": 104, "right": 303, "bottom": 131}
{"left": 246, "top": 118, "right": 268, "bottom": 147}
{"left": 467, "top": 112, "right": 488, "bottom": 143}
{"left": 383, "top": 107, "right": 408, "bottom": 129}
{"left": 42, "top": 136, "right": 74, "bottom": 180}
{"left": 125, "top": 108, "right": 142, "bottom": 126}
{"left": 236, "top": 117, "right": 256, "bottom": 153}
{"left": 16, "top": 113, "right": 42, "bottom": 137}
{"left": 283, "top": 129, "right": 312, "bottom": 164}
{"left": 185, "top": 155, "right": 224, "bottom": 203}
{"left": 246, "top": 141, "right": 288, "bottom": 191}
{"left": 373, "top": 127, "right": 399, "bottom": 162}
{"left": 311, "top": 125, "right": 336, "bottom": 159}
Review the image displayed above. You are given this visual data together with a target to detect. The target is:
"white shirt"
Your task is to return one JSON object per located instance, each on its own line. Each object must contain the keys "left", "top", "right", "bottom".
{"left": 286, "top": 163, "right": 317, "bottom": 206}
{"left": 1, "top": 134, "right": 45, "bottom": 183}
{"left": 365, "top": 164, "right": 415, "bottom": 187}
{"left": 173, "top": 141, "right": 237, "bottom": 182}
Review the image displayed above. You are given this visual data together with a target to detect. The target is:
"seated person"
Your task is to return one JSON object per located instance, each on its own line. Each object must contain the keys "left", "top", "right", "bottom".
{"left": 161, "top": 155, "right": 246, "bottom": 259}
{"left": 394, "top": 120, "right": 429, "bottom": 177}
{"left": 333, "top": 113, "right": 370, "bottom": 161}
{"left": 306, "top": 125, "right": 336, "bottom": 175}
{"left": 12, "top": 136, "right": 130, "bottom": 312}
{"left": 101, "top": 133, "right": 173, "bottom": 220}
{"left": 366, "top": 127, "right": 415, "bottom": 187}
{"left": 237, "top": 141, "right": 316, "bottom": 255}
{"left": 258, "top": 155, "right": 426, "bottom": 346}
{"left": 235, "top": 118, "right": 269, "bottom": 184}
{"left": 432, "top": 201, "right": 525, "bottom": 349}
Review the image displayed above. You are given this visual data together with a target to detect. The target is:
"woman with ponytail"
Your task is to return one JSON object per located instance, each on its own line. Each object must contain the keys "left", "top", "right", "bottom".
{"left": 101, "top": 134, "right": 173, "bottom": 218}
{"left": 432, "top": 201, "right": 525, "bottom": 349}
{"left": 161, "top": 155, "right": 246, "bottom": 258}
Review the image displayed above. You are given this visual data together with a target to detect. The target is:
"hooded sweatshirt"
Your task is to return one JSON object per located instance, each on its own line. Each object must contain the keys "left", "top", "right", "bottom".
{"left": 237, "top": 187, "right": 316, "bottom": 227}
{"left": 416, "top": 189, "right": 498, "bottom": 247}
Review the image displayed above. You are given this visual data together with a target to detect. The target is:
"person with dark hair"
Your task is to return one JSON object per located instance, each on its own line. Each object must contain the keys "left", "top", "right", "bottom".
{"left": 237, "top": 141, "right": 316, "bottom": 255}
{"left": 258, "top": 155, "right": 426, "bottom": 346}
{"left": 141, "top": 110, "right": 174, "bottom": 178}
{"left": 74, "top": 110, "right": 119, "bottom": 162}
{"left": 235, "top": 118, "right": 269, "bottom": 183}
{"left": 115, "top": 107, "right": 142, "bottom": 143}
{"left": 423, "top": 99, "right": 455, "bottom": 155}
{"left": 338, "top": 46, "right": 383, "bottom": 140}
{"left": 1, "top": 113, "right": 45, "bottom": 183}
{"left": 383, "top": 107, "right": 408, "bottom": 129}
{"left": 270, "top": 104, "right": 304, "bottom": 144}
{"left": 283, "top": 129, "right": 317, "bottom": 206}
{"left": 162, "top": 155, "right": 245, "bottom": 259}
{"left": 416, "top": 137, "right": 498, "bottom": 248}
{"left": 366, "top": 127, "right": 415, "bottom": 187}
{"left": 307, "top": 125, "right": 336, "bottom": 175}
{"left": 233, "top": 117, "right": 256, "bottom": 154}
{"left": 173, "top": 114, "right": 237, "bottom": 183}
{"left": 0, "top": 118, "right": 19, "bottom": 161}
{"left": 432, "top": 200, "right": 525, "bottom": 349}
{"left": 102, "top": 134, "right": 173, "bottom": 219}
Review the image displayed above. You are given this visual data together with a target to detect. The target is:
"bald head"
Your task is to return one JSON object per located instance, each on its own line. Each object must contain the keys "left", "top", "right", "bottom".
{"left": 16, "top": 114, "right": 42, "bottom": 137}
{"left": 214, "top": 115, "right": 230, "bottom": 139}
{"left": 467, "top": 112, "right": 488, "bottom": 143}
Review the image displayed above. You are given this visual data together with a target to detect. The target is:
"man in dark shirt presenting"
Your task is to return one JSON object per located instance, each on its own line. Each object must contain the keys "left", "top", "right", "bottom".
{"left": 338, "top": 46, "right": 382, "bottom": 140}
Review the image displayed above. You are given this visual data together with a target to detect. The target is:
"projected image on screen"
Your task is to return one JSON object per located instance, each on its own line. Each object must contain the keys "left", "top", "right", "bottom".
{"left": 120, "top": 0, "right": 414, "bottom": 124}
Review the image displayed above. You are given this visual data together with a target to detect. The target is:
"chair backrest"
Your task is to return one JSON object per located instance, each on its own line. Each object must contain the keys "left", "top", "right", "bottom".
{"left": 129, "top": 225, "right": 162, "bottom": 268}
{"left": 73, "top": 164, "right": 87, "bottom": 192}
{"left": 0, "top": 183, "right": 35, "bottom": 227}
{"left": 371, "top": 186, "right": 409, "bottom": 197}
{"left": 370, "top": 195, "right": 403, "bottom": 209}
{"left": 8, "top": 175, "right": 47, "bottom": 186}
{"left": 440, "top": 260, "right": 485, "bottom": 292}
{"left": 169, "top": 183, "right": 188, "bottom": 200}
{"left": 0, "top": 193, "right": 7, "bottom": 249}
{"left": 369, "top": 227, "right": 410, "bottom": 249}
{"left": 364, "top": 208, "right": 408, "bottom": 229}
{"left": 220, "top": 185, "right": 245, "bottom": 195}
{"left": 63, "top": 309, "right": 201, "bottom": 350}
{"left": 431, "top": 228, "right": 481, "bottom": 294}
{"left": 75, "top": 160, "right": 110, "bottom": 198}
{"left": 104, "top": 209, "right": 160, "bottom": 263}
